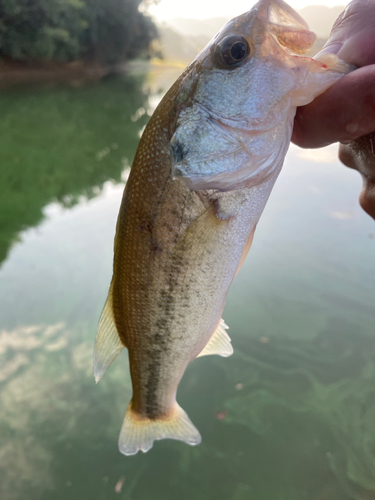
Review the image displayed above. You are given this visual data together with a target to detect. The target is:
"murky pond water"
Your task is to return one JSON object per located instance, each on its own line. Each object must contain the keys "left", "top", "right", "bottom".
{"left": 0, "top": 68, "right": 374, "bottom": 500}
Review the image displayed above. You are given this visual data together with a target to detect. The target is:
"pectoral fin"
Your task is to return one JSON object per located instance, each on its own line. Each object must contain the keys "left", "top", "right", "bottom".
{"left": 93, "top": 283, "right": 124, "bottom": 383}
{"left": 197, "top": 319, "right": 233, "bottom": 358}
{"left": 235, "top": 225, "right": 256, "bottom": 277}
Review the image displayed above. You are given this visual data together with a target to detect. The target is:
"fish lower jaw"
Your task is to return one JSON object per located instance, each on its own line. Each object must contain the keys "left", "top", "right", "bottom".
{"left": 174, "top": 154, "right": 282, "bottom": 192}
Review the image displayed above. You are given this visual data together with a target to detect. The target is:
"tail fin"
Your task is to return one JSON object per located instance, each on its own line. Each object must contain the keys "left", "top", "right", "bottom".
{"left": 118, "top": 402, "right": 202, "bottom": 455}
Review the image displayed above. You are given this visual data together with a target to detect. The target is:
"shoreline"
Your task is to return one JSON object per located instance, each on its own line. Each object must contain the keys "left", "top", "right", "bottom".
{"left": 0, "top": 60, "right": 120, "bottom": 88}
{"left": 0, "top": 58, "right": 187, "bottom": 88}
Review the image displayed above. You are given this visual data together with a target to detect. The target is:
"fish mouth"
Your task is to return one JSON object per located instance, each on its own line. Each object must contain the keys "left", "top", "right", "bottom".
{"left": 196, "top": 101, "right": 279, "bottom": 135}
{"left": 174, "top": 147, "right": 283, "bottom": 192}
{"left": 176, "top": 101, "right": 280, "bottom": 166}
{"left": 171, "top": 100, "right": 287, "bottom": 191}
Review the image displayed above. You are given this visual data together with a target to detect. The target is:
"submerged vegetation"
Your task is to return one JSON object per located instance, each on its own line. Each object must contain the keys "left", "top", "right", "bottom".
{"left": 2, "top": 307, "right": 375, "bottom": 499}
{"left": 0, "top": 0, "right": 158, "bottom": 64}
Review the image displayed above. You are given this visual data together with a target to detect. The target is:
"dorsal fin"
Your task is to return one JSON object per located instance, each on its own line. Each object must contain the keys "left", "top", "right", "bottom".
{"left": 93, "top": 283, "right": 124, "bottom": 383}
{"left": 197, "top": 319, "right": 233, "bottom": 358}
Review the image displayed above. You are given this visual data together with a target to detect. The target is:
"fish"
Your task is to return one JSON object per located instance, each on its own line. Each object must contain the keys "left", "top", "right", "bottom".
{"left": 93, "top": 0, "right": 351, "bottom": 456}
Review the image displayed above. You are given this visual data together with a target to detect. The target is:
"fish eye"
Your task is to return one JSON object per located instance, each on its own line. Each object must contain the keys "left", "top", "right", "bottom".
{"left": 213, "top": 35, "right": 251, "bottom": 68}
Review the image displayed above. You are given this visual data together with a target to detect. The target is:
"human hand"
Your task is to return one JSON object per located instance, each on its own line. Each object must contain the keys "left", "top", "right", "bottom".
{"left": 292, "top": 0, "right": 375, "bottom": 219}
{"left": 339, "top": 134, "right": 375, "bottom": 219}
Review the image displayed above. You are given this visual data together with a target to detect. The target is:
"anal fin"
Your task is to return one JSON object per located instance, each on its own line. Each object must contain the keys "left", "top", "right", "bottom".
{"left": 197, "top": 319, "right": 233, "bottom": 358}
{"left": 93, "top": 283, "right": 124, "bottom": 383}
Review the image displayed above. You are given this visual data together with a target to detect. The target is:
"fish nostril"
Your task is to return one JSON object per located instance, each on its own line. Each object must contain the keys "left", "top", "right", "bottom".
{"left": 171, "top": 141, "right": 188, "bottom": 163}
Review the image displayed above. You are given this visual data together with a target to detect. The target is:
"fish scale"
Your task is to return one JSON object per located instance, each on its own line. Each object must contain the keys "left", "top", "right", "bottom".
{"left": 93, "top": 0, "right": 352, "bottom": 456}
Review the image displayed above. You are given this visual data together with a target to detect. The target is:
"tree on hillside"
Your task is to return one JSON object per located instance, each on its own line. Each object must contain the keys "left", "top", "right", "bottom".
{"left": 0, "top": 0, "right": 158, "bottom": 64}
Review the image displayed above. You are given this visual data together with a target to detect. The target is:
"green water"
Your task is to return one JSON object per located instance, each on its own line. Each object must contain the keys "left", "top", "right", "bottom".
{"left": 0, "top": 70, "right": 374, "bottom": 500}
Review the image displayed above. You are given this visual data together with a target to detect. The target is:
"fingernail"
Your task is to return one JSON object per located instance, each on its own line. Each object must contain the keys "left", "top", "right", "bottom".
{"left": 346, "top": 122, "right": 359, "bottom": 135}
{"left": 315, "top": 42, "right": 343, "bottom": 57}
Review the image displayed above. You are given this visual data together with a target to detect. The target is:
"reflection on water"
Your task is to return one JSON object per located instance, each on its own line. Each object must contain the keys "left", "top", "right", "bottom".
{"left": 0, "top": 75, "right": 150, "bottom": 266}
{"left": 0, "top": 70, "right": 374, "bottom": 500}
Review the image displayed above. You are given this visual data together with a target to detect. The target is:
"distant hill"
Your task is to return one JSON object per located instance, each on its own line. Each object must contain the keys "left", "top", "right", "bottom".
{"left": 165, "top": 17, "right": 231, "bottom": 38}
{"left": 157, "top": 24, "right": 210, "bottom": 63}
{"left": 156, "top": 5, "right": 345, "bottom": 63}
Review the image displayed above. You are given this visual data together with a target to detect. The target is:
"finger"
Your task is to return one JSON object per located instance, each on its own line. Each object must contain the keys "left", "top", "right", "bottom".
{"left": 358, "top": 180, "right": 375, "bottom": 219}
{"left": 338, "top": 133, "right": 375, "bottom": 180}
{"left": 292, "top": 65, "right": 375, "bottom": 148}
{"left": 318, "top": 0, "right": 375, "bottom": 67}
{"left": 339, "top": 135, "right": 375, "bottom": 219}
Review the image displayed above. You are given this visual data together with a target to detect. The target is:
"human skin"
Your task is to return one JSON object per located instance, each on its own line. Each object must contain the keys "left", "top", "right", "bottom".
{"left": 292, "top": 0, "right": 375, "bottom": 219}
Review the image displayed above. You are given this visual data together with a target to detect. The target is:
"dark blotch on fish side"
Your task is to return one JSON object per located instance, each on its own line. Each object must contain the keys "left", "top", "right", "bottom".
{"left": 138, "top": 221, "right": 153, "bottom": 233}
{"left": 144, "top": 246, "right": 189, "bottom": 418}
{"left": 171, "top": 141, "right": 189, "bottom": 163}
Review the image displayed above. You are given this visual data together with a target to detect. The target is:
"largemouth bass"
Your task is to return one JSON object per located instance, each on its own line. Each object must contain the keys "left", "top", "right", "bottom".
{"left": 94, "top": 0, "right": 351, "bottom": 455}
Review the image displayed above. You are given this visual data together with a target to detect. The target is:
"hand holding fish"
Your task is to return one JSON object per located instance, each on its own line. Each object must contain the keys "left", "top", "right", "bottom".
{"left": 292, "top": 0, "right": 375, "bottom": 219}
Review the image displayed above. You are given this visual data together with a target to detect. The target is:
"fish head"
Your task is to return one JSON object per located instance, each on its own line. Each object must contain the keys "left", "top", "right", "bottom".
{"left": 171, "top": 0, "right": 351, "bottom": 191}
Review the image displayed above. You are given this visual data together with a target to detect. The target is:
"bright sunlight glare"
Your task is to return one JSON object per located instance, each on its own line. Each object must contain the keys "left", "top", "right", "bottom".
{"left": 147, "top": 0, "right": 349, "bottom": 20}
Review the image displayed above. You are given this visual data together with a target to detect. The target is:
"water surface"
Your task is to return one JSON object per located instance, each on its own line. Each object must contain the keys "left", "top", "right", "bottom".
{"left": 0, "top": 69, "right": 374, "bottom": 500}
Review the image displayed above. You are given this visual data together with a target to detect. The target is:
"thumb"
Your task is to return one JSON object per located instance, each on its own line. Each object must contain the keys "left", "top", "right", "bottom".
{"left": 316, "top": 0, "right": 375, "bottom": 67}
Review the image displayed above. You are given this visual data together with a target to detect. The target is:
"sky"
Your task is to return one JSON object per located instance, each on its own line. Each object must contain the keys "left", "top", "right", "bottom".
{"left": 147, "top": 0, "right": 349, "bottom": 20}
